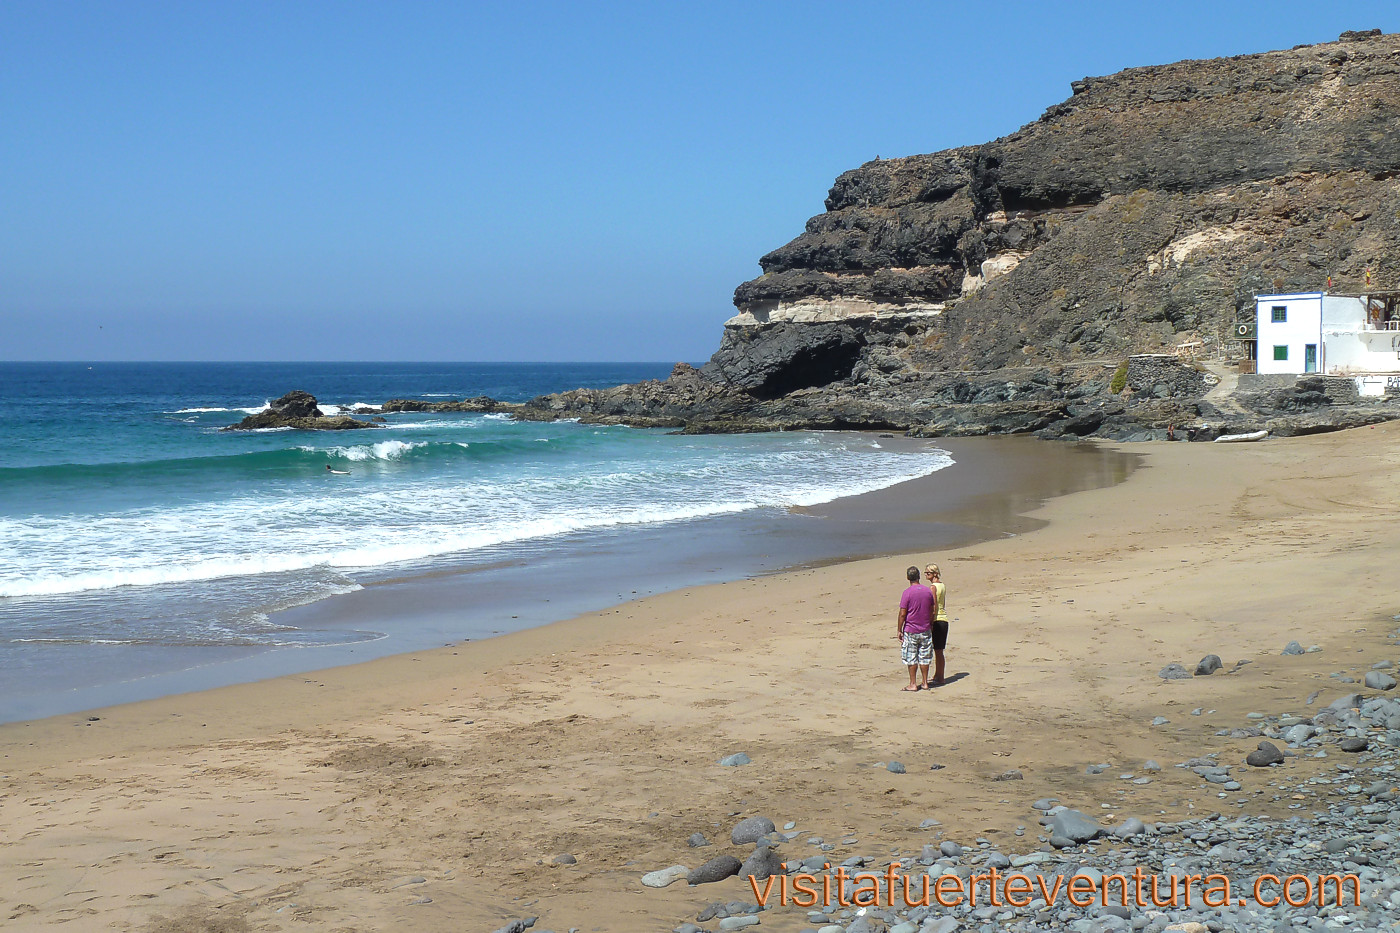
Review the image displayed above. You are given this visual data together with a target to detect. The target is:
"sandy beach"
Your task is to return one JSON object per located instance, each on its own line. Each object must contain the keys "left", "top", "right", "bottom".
{"left": 3, "top": 425, "right": 1399, "bottom": 933}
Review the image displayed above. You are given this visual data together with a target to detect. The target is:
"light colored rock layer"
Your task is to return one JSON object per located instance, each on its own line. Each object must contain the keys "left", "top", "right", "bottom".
{"left": 725, "top": 298, "right": 945, "bottom": 327}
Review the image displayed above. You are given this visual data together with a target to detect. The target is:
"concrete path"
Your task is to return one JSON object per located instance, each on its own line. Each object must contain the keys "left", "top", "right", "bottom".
{"left": 1200, "top": 361, "right": 1250, "bottom": 417}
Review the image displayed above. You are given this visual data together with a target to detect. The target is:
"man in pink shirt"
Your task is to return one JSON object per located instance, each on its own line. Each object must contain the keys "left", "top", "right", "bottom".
{"left": 896, "top": 565, "right": 935, "bottom": 691}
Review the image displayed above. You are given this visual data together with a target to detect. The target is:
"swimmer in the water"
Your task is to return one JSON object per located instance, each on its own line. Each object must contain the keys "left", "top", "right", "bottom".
{"left": 326, "top": 465, "right": 350, "bottom": 475}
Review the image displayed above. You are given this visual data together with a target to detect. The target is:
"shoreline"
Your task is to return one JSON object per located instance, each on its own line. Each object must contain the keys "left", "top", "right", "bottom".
{"left": 2, "top": 424, "right": 1397, "bottom": 932}
{"left": 0, "top": 434, "right": 1134, "bottom": 724}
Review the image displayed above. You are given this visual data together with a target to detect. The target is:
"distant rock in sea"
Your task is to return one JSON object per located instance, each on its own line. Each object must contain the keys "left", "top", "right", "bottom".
{"left": 222, "top": 390, "right": 381, "bottom": 431}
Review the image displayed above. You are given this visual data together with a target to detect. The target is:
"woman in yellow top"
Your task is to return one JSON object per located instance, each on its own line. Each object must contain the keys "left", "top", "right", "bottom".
{"left": 925, "top": 564, "right": 949, "bottom": 686}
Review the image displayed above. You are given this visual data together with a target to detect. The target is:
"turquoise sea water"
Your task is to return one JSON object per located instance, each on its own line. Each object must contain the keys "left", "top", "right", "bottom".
{"left": 0, "top": 362, "right": 955, "bottom": 719}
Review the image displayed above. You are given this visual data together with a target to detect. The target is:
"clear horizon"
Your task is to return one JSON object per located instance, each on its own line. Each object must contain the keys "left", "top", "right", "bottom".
{"left": 3, "top": 1, "right": 1397, "bottom": 363}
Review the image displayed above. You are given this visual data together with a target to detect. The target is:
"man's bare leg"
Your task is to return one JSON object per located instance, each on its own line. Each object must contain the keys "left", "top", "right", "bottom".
{"left": 904, "top": 665, "right": 921, "bottom": 691}
{"left": 918, "top": 664, "right": 930, "bottom": 690}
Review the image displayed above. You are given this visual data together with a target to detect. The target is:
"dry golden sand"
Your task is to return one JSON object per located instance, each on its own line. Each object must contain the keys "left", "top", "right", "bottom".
{"left": 3, "top": 425, "right": 1399, "bottom": 932}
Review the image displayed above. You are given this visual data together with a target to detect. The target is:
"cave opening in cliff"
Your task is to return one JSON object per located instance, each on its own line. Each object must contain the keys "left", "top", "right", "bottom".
{"left": 748, "top": 339, "right": 866, "bottom": 400}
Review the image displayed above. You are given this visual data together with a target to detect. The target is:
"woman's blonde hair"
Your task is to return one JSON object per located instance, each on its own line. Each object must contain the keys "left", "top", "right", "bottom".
{"left": 925, "top": 563, "right": 940, "bottom": 577}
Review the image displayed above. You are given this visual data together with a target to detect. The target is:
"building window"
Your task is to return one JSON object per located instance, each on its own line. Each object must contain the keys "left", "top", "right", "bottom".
{"left": 1271, "top": 306, "right": 1287, "bottom": 322}
{"left": 1273, "top": 345, "right": 1289, "bottom": 361}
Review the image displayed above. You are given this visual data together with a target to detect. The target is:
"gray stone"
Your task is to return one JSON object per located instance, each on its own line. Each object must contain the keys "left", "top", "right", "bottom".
{"left": 641, "top": 865, "right": 690, "bottom": 888}
{"left": 1282, "top": 723, "right": 1316, "bottom": 745}
{"left": 1195, "top": 654, "right": 1223, "bottom": 676}
{"left": 1282, "top": 641, "right": 1305, "bottom": 655}
{"left": 1159, "top": 663, "right": 1192, "bottom": 680}
{"left": 688, "top": 855, "right": 742, "bottom": 885}
{"left": 1112, "top": 818, "right": 1147, "bottom": 838}
{"left": 491, "top": 920, "right": 538, "bottom": 933}
{"left": 1050, "top": 809, "right": 1103, "bottom": 842}
{"left": 940, "top": 841, "right": 963, "bottom": 857}
{"left": 552, "top": 853, "right": 576, "bottom": 865}
{"left": 1339, "top": 736, "right": 1368, "bottom": 752}
{"left": 1246, "top": 742, "right": 1285, "bottom": 767}
{"left": 739, "top": 845, "right": 784, "bottom": 881}
{"left": 887, "top": 760, "right": 906, "bottom": 773}
{"left": 994, "top": 769, "right": 1024, "bottom": 781}
{"left": 1365, "top": 670, "right": 1398, "bottom": 690}
{"left": 1151, "top": 716, "right": 1170, "bottom": 726}
{"left": 687, "top": 833, "right": 710, "bottom": 848}
{"left": 719, "top": 752, "right": 751, "bottom": 767}
{"left": 731, "top": 816, "right": 777, "bottom": 846}
{"left": 1033, "top": 798, "right": 1059, "bottom": 810}
{"left": 717, "top": 918, "right": 759, "bottom": 931}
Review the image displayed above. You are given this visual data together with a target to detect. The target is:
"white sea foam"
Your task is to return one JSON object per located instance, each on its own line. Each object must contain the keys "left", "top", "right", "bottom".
{"left": 318, "top": 403, "right": 377, "bottom": 415}
{"left": 0, "top": 431, "right": 953, "bottom": 600}
{"left": 321, "top": 440, "right": 427, "bottom": 461}
{"left": 169, "top": 403, "right": 271, "bottom": 414}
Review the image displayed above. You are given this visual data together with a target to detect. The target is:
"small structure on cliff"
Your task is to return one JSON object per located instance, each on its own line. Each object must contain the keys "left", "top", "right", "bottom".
{"left": 1253, "top": 292, "right": 1400, "bottom": 395}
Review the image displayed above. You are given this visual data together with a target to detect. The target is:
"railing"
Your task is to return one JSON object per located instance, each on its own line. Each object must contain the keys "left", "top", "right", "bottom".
{"left": 1364, "top": 320, "right": 1400, "bottom": 331}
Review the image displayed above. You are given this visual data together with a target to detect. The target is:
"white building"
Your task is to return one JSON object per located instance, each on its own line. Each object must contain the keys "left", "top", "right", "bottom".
{"left": 1254, "top": 292, "right": 1400, "bottom": 395}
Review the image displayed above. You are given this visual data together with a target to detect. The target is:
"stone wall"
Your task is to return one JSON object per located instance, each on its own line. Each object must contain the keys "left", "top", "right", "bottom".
{"left": 1124, "top": 355, "right": 1209, "bottom": 399}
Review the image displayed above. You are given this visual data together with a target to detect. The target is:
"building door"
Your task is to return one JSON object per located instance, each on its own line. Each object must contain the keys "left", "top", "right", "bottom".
{"left": 1305, "top": 344, "right": 1318, "bottom": 373}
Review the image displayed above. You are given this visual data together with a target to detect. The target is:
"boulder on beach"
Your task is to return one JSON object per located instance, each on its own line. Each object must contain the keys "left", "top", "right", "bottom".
{"left": 687, "top": 855, "right": 741, "bottom": 886}
{"left": 730, "top": 816, "right": 775, "bottom": 845}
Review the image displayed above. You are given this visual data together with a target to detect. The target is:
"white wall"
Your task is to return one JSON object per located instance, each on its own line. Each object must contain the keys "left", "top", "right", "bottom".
{"left": 1321, "top": 295, "right": 1400, "bottom": 376}
{"left": 1255, "top": 294, "right": 1321, "bottom": 374}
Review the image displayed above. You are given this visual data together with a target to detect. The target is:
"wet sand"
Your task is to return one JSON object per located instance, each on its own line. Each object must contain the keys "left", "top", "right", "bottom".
{"left": 0, "top": 435, "right": 1131, "bottom": 723}
{"left": 2, "top": 426, "right": 1397, "bottom": 932}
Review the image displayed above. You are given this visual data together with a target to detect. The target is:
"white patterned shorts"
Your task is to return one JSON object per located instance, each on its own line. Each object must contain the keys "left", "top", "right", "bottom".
{"left": 901, "top": 631, "right": 933, "bottom": 665}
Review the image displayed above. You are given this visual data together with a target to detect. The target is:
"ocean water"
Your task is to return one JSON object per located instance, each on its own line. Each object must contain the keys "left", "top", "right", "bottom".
{"left": 0, "top": 362, "right": 956, "bottom": 720}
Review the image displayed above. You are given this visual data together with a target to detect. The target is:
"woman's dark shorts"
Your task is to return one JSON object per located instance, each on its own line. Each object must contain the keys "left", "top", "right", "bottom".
{"left": 931, "top": 620, "right": 949, "bottom": 650}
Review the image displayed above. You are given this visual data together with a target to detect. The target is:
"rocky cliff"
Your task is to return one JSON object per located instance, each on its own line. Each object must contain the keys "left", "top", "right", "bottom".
{"left": 531, "top": 30, "right": 1400, "bottom": 438}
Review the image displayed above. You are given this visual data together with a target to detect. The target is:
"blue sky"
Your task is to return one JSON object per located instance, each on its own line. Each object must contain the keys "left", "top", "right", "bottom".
{"left": 2, "top": 1, "right": 1396, "bottom": 362}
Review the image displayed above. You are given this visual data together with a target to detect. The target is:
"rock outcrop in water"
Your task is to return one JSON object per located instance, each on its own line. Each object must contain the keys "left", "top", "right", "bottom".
{"left": 512, "top": 30, "right": 1400, "bottom": 439}
{"left": 223, "top": 391, "right": 381, "bottom": 431}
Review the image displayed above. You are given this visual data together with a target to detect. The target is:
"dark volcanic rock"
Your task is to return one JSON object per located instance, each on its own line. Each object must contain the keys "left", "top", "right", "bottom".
{"left": 271, "top": 390, "right": 320, "bottom": 418}
{"left": 223, "top": 391, "right": 381, "bottom": 432}
{"left": 730, "top": 816, "right": 776, "bottom": 846}
{"left": 1247, "top": 741, "right": 1286, "bottom": 766}
{"left": 738, "top": 845, "right": 784, "bottom": 881}
{"left": 701, "top": 322, "right": 866, "bottom": 398}
{"left": 464, "top": 33, "right": 1400, "bottom": 440}
{"left": 687, "top": 855, "right": 742, "bottom": 886}
{"left": 381, "top": 396, "right": 519, "bottom": 413}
